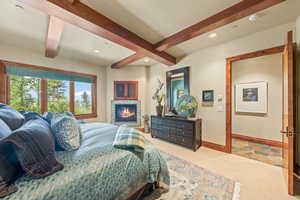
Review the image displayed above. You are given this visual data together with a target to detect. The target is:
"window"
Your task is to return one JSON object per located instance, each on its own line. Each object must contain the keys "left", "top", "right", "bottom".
{"left": 75, "top": 81, "right": 92, "bottom": 114}
{"left": 0, "top": 61, "right": 97, "bottom": 119}
{"left": 9, "top": 75, "right": 41, "bottom": 113}
{"left": 48, "top": 80, "right": 70, "bottom": 113}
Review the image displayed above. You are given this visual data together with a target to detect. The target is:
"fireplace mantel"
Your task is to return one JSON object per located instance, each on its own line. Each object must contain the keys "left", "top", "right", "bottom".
{"left": 111, "top": 100, "right": 141, "bottom": 127}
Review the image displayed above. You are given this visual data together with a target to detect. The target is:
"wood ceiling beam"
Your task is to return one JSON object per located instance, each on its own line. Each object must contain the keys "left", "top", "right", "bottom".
{"left": 45, "top": 16, "right": 64, "bottom": 58}
{"left": 17, "top": 0, "right": 176, "bottom": 66}
{"left": 66, "top": 0, "right": 76, "bottom": 5}
{"left": 155, "top": 0, "right": 287, "bottom": 51}
{"left": 112, "top": 0, "right": 287, "bottom": 68}
{"left": 111, "top": 53, "right": 144, "bottom": 68}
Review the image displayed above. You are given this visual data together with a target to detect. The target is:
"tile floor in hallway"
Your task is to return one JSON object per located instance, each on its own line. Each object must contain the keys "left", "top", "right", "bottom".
{"left": 144, "top": 134, "right": 300, "bottom": 200}
{"left": 232, "top": 138, "right": 282, "bottom": 167}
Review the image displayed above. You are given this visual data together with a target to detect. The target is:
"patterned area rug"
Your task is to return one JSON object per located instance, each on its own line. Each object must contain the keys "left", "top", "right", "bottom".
{"left": 145, "top": 152, "right": 240, "bottom": 200}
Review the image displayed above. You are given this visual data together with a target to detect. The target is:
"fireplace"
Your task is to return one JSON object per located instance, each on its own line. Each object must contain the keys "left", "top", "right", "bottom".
{"left": 112, "top": 100, "right": 141, "bottom": 127}
{"left": 115, "top": 104, "right": 137, "bottom": 122}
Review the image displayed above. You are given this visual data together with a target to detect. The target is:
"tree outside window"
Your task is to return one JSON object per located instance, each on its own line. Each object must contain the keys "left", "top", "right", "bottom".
{"left": 48, "top": 80, "right": 70, "bottom": 113}
{"left": 9, "top": 75, "right": 40, "bottom": 112}
{"left": 6, "top": 67, "right": 96, "bottom": 118}
{"left": 75, "top": 82, "right": 92, "bottom": 114}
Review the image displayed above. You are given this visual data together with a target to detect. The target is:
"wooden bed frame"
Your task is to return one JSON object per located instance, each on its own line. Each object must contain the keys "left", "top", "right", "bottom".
{"left": 126, "top": 182, "right": 159, "bottom": 200}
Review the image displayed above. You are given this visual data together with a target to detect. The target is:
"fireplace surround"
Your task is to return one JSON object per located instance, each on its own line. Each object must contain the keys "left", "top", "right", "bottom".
{"left": 111, "top": 100, "right": 141, "bottom": 127}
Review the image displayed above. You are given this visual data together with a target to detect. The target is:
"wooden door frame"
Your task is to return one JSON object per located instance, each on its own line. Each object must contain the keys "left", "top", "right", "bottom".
{"left": 282, "top": 31, "right": 295, "bottom": 195}
{"left": 225, "top": 45, "right": 285, "bottom": 153}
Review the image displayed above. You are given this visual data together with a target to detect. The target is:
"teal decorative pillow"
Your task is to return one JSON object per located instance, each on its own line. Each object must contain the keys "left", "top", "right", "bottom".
{"left": 113, "top": 125, "right": 145, "bottom": 153}
{"left": 51, "top": 114, "right": 81, "bottom": 151}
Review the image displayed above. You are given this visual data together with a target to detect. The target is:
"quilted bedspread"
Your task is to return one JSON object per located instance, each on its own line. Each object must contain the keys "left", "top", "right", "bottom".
{"left": 4, "top": 123, "right": 170, "bottom": 200}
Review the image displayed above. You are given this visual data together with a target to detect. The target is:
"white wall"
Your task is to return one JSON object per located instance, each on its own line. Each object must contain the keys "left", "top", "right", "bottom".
{"left": 146, "top": 22, "right": 295, "bottom": 146}
{"left": 106, "top": 66, "right": 148, "bottom": 126}
{"left": 232, "top": 54, "right": 282, "bottom": 142}
{"left": 0, "top": 43, "right": 107, "bottom": 122}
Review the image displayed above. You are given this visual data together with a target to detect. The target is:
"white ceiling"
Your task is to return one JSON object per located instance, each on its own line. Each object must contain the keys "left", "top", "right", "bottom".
{"left": 0, "top": 0, "right": 299, "bottom": 67}
{"left": 0, "top": 0, "right": 135, "bottom": 67}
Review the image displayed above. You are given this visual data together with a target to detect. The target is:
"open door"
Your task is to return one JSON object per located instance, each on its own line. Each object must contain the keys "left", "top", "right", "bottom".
{"left": 281, "top": 31, "right": 295, "bottom": 195}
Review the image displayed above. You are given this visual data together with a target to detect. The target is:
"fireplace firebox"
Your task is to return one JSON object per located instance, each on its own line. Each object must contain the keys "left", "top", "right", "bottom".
{"left": 111, "top": 100, "right": 141, "bottom": 127}
{"left": 115, "top": 104, "right": 137, "bottom": 122}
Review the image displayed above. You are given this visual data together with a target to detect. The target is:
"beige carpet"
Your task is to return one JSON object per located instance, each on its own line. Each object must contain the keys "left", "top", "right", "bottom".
{"left": 145, "top": 152, "right": 240, "bottom": 200}
{"left": 145, "top": 135, "right": 300, "bottom": 200}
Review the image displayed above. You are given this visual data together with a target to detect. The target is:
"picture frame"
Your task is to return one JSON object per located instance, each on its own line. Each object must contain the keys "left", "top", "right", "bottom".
{"left": 202, "top": 90, "right": 214, "bottom": 102}
{"left": 235, "top": 81, "right": 268, "bottom": 114}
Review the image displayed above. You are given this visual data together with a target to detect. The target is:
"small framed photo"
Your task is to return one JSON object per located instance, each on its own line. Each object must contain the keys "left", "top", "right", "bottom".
{"left": 202, "top": 90, "right": 214, "bottom": 102}
{"left": 235, "top": 81, "right": 268, "bottom": 113}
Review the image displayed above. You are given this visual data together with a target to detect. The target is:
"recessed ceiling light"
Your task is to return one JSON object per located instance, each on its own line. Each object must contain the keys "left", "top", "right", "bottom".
{"left": 144, "top": 58, "right": 150, "bottom": 63}
{"left": 208, "top": 33, "right": 217, "bottom": 39}
{"left": 93, "top": 49, "right": 100, "bottom": 53}
{"left": 249, "top": 14, "right": 257, "bottom": 22}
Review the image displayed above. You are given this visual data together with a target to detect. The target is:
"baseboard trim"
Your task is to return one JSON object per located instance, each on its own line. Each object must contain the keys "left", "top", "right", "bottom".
{"left": 202, "top": 141, "right": 229, "bottom": 153}
{"left": 232, "top": 133, "right": 283, "bottom": 148}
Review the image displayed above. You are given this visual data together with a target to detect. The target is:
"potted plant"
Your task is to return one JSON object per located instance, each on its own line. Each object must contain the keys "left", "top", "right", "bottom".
{"left": 152, "top": 79, "right": 165, "bottom": 116}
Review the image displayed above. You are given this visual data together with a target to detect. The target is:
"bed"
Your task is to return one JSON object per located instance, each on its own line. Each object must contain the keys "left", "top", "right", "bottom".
{"left": 3, "top": 123, "right": 170, "bottom": 200}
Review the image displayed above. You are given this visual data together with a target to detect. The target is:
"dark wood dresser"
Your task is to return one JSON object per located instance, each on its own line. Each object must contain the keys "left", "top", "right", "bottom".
{"left": 151, "top": 116, "right": 202, "bottom": 151}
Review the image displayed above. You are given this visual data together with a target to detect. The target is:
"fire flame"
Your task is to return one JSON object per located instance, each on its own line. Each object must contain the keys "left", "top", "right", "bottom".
{"left": 120, "top": 107, "right": 135, "bottom": 118}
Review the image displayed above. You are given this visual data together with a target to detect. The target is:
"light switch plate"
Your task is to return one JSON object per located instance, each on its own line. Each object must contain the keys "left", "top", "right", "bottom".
{"left": 217, "top": 95, "right": 223, "bottom": 101}
{"left": 217, "top": 105, "right": 223, "bottom": 112}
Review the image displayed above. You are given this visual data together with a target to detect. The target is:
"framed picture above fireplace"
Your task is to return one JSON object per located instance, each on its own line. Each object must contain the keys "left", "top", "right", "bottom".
{"left": 111, "top": 100, "right": 141, "bottom": 127}
{"left": 114, "top": 81, "right": 138, "bottom": 100}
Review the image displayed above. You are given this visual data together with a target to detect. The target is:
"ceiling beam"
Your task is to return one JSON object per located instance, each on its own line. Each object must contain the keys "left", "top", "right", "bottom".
{"left": 112, "top": 0, "right": 287, "bottom": 68}
{"left": 45, "top": 16, "right": 64, "bottom": 58}
{"left": 17, "top": 0, "right": 176, "bottom": 66}
{"left": 111, "top": 53, "right": 144, "bottom": 68}
{"left": 66, "top": 0, "right": 76, "bottom": 5}
{"left": 155, "top": 0, "right": 287, "bottom": 51}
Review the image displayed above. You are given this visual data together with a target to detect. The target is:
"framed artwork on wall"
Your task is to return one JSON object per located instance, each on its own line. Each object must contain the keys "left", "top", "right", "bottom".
{"left": 202, "top": 90, "right": 214, "bottom": 102}
{"left": 235, "top": 81, "right": 268, "bottom": 113}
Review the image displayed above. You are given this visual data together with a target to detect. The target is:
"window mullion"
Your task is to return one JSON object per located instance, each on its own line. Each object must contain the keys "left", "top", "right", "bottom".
{"left": 92, "top": 78, "right": 97, "bottom": 114}
{"left": 6, "top": 76, "right": 10, "bottom": 105}
{"left": 70, "top": 81, "right": 75, "bottom": 113}
{"left": 0, "top": 62, "right": 6, "bottom": 103}
{"left": 41, "top": 79, "right": 48, "bottom": 113}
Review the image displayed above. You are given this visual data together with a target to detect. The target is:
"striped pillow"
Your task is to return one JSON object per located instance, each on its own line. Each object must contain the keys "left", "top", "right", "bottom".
{"left": 113, "top": 125, "right": 145, "bottom": 152}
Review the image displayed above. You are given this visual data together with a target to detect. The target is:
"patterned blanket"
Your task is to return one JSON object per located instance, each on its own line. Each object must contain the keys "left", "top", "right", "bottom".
{"left": 4, "top": 123, "right": 170, "bottom": 200}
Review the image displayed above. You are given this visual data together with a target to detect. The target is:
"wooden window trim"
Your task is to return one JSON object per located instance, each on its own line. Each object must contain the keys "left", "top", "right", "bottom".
{"left": 5, "top": 76, "right": 10, "bottom": 105}
{"left": 40, "top": 79, "right": 48, "bottom": 113}
{"left": 92, "top": 78, "right": 97, "bottom": 114}
{"left": 0, "top": 62, "right": 6, "bottom": 103}
{"left": 69, "top": 81, "right": 75, "bottom": 113}
{"left": 114, "top": 81, "right": 138, "bottom": 100}
{"left": 0, "top": 60, "right": 97, "bottom": 119}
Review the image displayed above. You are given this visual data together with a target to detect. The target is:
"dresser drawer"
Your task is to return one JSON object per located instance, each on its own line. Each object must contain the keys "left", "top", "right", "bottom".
{"left": 176, "top": 136, "right": 193, "bottom": 147}
{"left": 176, "top": 128, "right": 193, "bottom": 136}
